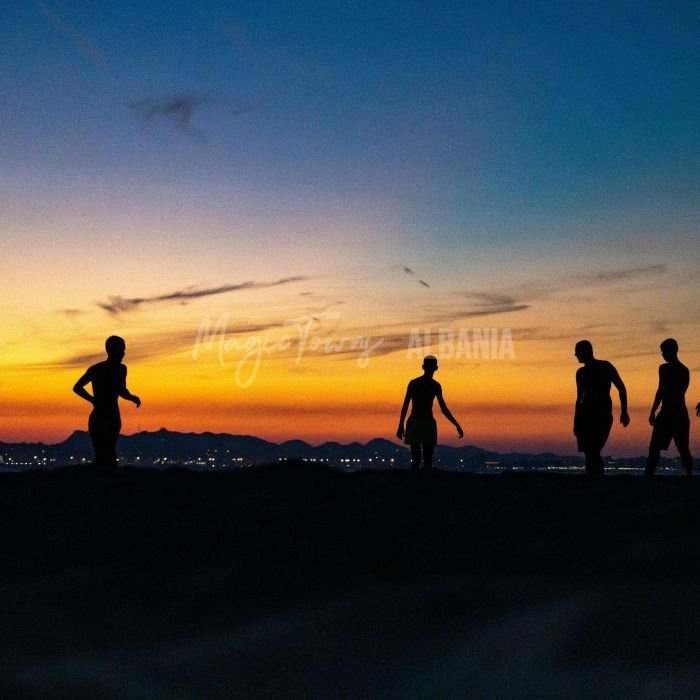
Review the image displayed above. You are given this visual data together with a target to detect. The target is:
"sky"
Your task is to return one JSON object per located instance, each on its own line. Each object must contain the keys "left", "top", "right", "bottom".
{"left": 1, "top": 0, "right": 699, "bottom": 455}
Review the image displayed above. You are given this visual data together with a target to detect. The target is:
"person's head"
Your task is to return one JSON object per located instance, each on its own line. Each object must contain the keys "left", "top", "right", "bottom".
{"left": 660, "top": 338, "right": 679, "bottom": 361}
{"left": 422, "top": 354, "right": 438, "bottom": 374}
{"left": 574, "top": 340, "right": 594, "bottom": 363}
{"left": 105, "top": 335, "right": 126, "bottom": 361}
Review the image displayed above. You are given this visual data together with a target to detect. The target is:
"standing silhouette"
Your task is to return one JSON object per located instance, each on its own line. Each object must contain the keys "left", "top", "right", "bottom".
{"left": 397, "top": 355, "right": 463, "bottom": 473}
{"left": 645, "top": 339, "right": 693, "bottom": 477}
{"left": 573, "top": 340, "right": 629, "bottom": 476}
{"left": 73, "top": 336, "right": 141, "bottom": 467}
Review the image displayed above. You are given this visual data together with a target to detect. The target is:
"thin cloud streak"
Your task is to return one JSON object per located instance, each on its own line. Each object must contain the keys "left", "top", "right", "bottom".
{"left": 37, "top": 1, "right": 103, "bottom": 64}
{"left": 97, "top": 277, "right": 309, "bottom": 315}
{"left": 14, "top": 322, "right": 284, "bottom": 371}
{"left": 575, "top": 264, "right": 667, "bottom": 284}
{"left": 458, "top": 293, "right": 529, "bottom": 318}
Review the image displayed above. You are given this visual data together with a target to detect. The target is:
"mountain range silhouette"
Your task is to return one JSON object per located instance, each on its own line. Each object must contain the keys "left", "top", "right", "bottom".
{"left": 2, "top": 428, "right": 692, "bottom": 471}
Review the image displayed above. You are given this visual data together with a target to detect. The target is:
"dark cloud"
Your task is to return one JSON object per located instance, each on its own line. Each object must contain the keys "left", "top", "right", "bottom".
{"left": 396, "top": 265, "right": 431, "bottom": 288}
{"left": 128, "top": 94, "right": 208, "bottom": 136}
{"left": 37, "top": 1, "right": 103, "bottom": 64}
{"left": 61, "top": 308, "right": 86, "bottom": 318}
{"left": 457, "top": 293, "right": 530, "bottom": 318}
{"left": 97, "top": 277, "right": 308, "bottom": 315}
{"left": 575, "top": 264, "right": 667, "bottom": 284}
{"left": 128, "top": 94, "right": 258, "bottom": 137}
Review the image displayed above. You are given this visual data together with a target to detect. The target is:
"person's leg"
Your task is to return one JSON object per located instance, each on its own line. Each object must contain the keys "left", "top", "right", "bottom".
{"left": 585, "top": 450, "right": 604, "bottom": 476}
{"left": 645, "top": 441, "right": 661, "bottom": 476}
{"left": 89, "top": 413, "right": 120, "bottom": 467}
{"left": 594, "top": 452, "right": 605, "bottom": 476}
{"left": 410, "top": 443, "right": 422, "bottom": 472}
{"left": 673, "top": 424, "right": 692, "bottom": 477}
{"left": 422, "top": 441, "right": 435, "bottom": 472}
{"left": 647, "top": 421, "right": 671, "bottom": 476}
{"left": 106, "top": 417, "right": 121, "bottom": 467}
{"left": 88, "top": 412, "right": 106, "bottom": 466}
{"left": 584, "top": 449, "right": 602, "bottom": 476}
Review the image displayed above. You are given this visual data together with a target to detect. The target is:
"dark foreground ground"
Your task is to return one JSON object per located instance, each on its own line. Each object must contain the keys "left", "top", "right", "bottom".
{"left": 2, "top": 464, "right": 700, "bottom": 698}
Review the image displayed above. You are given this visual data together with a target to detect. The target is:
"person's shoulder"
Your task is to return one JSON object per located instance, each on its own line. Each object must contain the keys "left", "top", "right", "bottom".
{"left": 676, "top": 361, "right": 690, "bottom": 375}
{"left": 87, "top": 360, "right": 107, "bottom": 373}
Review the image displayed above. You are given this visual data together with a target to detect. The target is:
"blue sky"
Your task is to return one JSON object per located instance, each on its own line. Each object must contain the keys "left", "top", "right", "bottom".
{"left": 2, "top": 1, "right": 699, "bottom": 450}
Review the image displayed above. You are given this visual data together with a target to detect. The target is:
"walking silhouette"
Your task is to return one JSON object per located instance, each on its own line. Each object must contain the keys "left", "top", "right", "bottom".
{"left": 397, "top": 355, "right": 463, "bottom": 473}
{"left": 73, "top": 336, "right": 141, "bottom": 467}
{"left": 573, "top": 340, "right": 629, "bottom": 476}
{"left": 645, "top": 339, "right": 693, "bottom": 476}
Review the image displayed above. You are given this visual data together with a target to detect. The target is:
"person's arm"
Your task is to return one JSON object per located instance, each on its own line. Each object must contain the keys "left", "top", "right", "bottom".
{"left": 610, "top": 365, "right": 630, "bottom": 427}
{"left": 118, "top": 366, "right": 141, "bottom": 408}
{"left": 73, "top": 369, "right": 94, "bottom": 405}
{"left": 436, "top": 385, "right": 463, "bottom": 438}
{"left": 574, "top": 371, "right": 582, "bottom": 435}
{"left": 397, "top": 383, "right": 411, "bottom": 439}
{"left": 648, "top": 367, "right": 663, "bottom": 426}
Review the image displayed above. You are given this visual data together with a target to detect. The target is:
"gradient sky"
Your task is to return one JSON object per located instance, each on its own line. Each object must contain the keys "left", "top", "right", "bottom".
{"left": 2, "top": 1, "right": 699, "bottom": 455}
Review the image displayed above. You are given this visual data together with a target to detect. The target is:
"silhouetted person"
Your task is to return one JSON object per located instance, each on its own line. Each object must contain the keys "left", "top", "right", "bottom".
{"left": 397, "top": 355, "right": 463, "bottom": 473}
{"left": 645, "top": 339, "right": 693, "bottom": 477}
{"left": 573, "top": 340, "right": 629, "bottom": 476}
{"left": 73, "top": 336, "right": 141, "bottom": 467}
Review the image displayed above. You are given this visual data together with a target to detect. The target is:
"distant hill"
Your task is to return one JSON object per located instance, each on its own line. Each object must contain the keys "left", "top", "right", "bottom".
{"left": 0, "top": 428, "right": 605, "bottom": 471}
{"left": 2, "top": 427, "right": 693, "bottom": 472}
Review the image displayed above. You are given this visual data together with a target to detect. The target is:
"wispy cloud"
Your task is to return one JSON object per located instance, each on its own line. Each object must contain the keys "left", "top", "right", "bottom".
{"left": 128, "top": 94, "right": 258, "bottom": 137}
{"left": 15, "top": 321, "right": 284, "bottom": 371}
{"left": 128, "top": 94, "right": 208, "bottom": 137}
{"left": 37, "top": 1, "right": 103, "bottom": 64}
{"left": 575, "top": 264, "right": 667, "bottom": 285}
{"left": 97, "top": 277, "right": 308, "bottom": 315}
{"left": 458, "top": 293, "right": 530, "bottom": 318}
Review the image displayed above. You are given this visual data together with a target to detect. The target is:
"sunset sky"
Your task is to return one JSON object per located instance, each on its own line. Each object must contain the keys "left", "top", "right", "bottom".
{"left": 2, "top": 1, "right": 699, "bottom": 455}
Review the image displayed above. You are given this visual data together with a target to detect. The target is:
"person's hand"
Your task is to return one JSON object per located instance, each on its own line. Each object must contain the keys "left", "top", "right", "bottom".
{"left": 456, "top": 426, "right": 464, "bottom": 439}
{"left": 648, "top": 413, "right": 656, "bottom": 426}
{"left": 620, "top": 411, "right": 630, "bottom": 427}
{"left": 396, "top": 426, "right": 404, "bottom": 440}
{"left": 133, "top": 396, "right": 141, "bottom": 408}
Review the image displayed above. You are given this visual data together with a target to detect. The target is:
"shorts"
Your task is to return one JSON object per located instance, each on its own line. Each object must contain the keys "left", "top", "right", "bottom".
{"left": 575, "top": 412, "right": 613, "bottom": 453}
{"left": 650, "top": 411, "right": 690, "bottom": 451}
{"left": 404, "top": 416, "right": 437, "bottom": 446}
